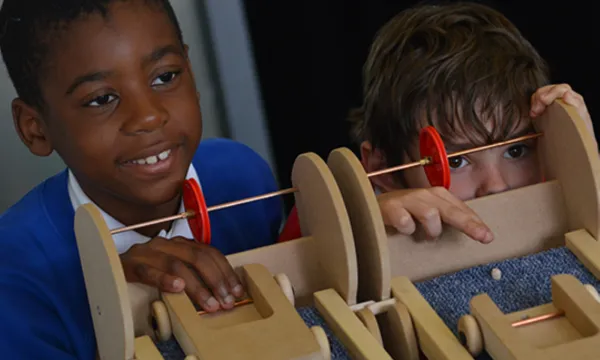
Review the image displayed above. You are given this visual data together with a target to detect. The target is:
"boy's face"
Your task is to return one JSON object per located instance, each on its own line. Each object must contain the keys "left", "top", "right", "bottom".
{"left": 15, "top": 1, "right": 202, "bottom": 223}
{"left": 362, "top": 117, "right": 543, "bottom": 201}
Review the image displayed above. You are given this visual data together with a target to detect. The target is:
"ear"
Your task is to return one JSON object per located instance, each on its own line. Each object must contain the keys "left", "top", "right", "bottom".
{"left": 12, "top": 98, "right": 54, "bottom": 157}
{"left": 359, "top": 141, "right": 398, "bottom": 192}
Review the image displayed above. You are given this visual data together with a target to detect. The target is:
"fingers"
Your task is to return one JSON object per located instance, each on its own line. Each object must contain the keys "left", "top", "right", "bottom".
{"left": 378, "top": 188, "right": 493, "bottom": 243}
{"left": 431, "top": 188, "right": 493, "bottom": 243}
{"left": 210, "top": 250, "right": 245, "bottom": 298}
{"left": 122, "top": 237, "right": 245, "bottom": 313}
{"left": 530, "top": 84, "right": 572, "bottom": 117}
{"left": 149, "top": 238, "right": 241, "bottom": 310}
{"left": 380, "top": 198, "right": 416, "bottom": 235}
{"left": 165, "top": 258, "right": 222, "bottom": 312}
{"left": 530, "top": 83, "right": 594, "bottom": 143}
{"left": 122, "top": 260, "right": 185, "bottom": 293}
{"left": 530, "top": 83, "right": 589, "bottom": 118}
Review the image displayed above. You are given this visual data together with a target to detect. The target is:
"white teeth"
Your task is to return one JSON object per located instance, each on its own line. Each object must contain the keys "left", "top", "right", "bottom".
{"left": 132, "top": 149, "right": 171, "bottom": 165}
{"left": 158, "top": 150, "right": 170, "bottom": 160}
{"left": 146, "top": 156, "right": 158, "bottom": 164}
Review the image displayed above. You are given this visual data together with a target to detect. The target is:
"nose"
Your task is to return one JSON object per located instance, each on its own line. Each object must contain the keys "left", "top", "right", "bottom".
{"left": 121, "top": 91, "right": 168, "bottom": 135}
{"left": 475, "top": 165, "right": 510, "bottom": 197}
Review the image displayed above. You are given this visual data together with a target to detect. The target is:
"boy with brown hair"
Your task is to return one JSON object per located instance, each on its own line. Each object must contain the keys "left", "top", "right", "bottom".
{"left": 279, "top": 1, "right": 593, "bottom": 243}
{"left": 351, "top": 2, "right": 592, "bottom": 242}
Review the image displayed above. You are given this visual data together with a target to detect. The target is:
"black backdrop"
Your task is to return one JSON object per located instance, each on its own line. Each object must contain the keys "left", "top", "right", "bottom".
{"left": 242, "top": 0, "right": 598, "bottom": 212}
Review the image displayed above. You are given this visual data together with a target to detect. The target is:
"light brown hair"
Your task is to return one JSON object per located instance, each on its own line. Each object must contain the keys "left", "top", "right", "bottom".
{"left": 350, "top": 2, "right": 549, "bottom": 175}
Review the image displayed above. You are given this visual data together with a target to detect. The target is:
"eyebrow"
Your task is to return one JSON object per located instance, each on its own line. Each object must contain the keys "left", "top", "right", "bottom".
{"left": 64, "top": 44, "right": 184, "bottom": 96}
{"left": 141, "top": 44, "right": 184, "bottom": 68}
{"left": 444, "top": 126, "right": 537, "bottom": 154}
{"left": 65, "top": 71, "right": 112, "bottom": 95}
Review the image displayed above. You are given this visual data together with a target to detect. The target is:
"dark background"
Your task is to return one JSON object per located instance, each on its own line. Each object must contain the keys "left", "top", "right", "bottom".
{"left": 242, "top": 0, "right": 598, "bottom": 212}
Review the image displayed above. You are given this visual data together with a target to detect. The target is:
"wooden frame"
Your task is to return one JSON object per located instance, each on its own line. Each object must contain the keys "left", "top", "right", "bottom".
{"left": 317, "top": 100, "right": 600, "bottom": 359}
{"left": 74, "top": 100, "right": 600, "bottom": 360}
{"left": 74, "top": 152, "right": 360, "bottom": 359}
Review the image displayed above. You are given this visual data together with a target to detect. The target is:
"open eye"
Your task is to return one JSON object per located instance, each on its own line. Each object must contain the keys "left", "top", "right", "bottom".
{"left": 448, "top": 156, "right": 469, "bottom": 169}
{"left": 503, "top": 144, "right": 529, "bottom": 159}
{"left": 85, "top": 94, "right": 117, "bottom": 107}
{"left": 152, "top": 71, "right": 180, "bottom": 86}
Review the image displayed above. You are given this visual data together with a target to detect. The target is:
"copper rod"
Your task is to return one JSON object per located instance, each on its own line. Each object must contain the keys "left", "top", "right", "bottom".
{"left": 110, "top": 211, "right": 194, "bottom": 235}
{"left": 367, "top": 132, "right": 542, "bottom": 178}
{"left": 111, "top": 132, "right": 542, "bottom": 235}
{"left": 367, "top": 158, "right": 431, "bottom": 178}
{"left": 511, "top": 310, "right": 563, "bottom": 328}
{"left": 109, "top": 187, "right": 297, "bottom": 235}
{"left": 448, "top": 133, "right": 543, "bottom": 158}
{"left": 207, "top": 187, "right": 297, "bottom": 212}
{"left": 197, "top": 298, "right": 253, "bottom": 316}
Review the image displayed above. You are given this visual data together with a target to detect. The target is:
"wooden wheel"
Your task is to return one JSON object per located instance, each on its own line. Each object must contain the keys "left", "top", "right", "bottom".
{"left": 420, "top": 126, "right": 451, "bottom": 189}
{"left": 311, "top": 326, "right": 331, "bottom": 360}
{"left": 274, "top": 273, "right": 295, "bottom": 306}
{"left": 458, "top": 314, "right": 483, "bottom": 356}
{"left": 355, "top": 307, "right": 383, "bottom": 344}
{"left": 151, "top": 300, "right": 172, "bottom": 342}
{"left": 384, "top": 302, "right": 420, "bottom": 360}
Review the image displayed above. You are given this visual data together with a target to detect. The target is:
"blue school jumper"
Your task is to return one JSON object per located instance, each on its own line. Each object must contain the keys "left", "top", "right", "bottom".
{"left": 0, "top": 138, "right": 283, "bottom": 359}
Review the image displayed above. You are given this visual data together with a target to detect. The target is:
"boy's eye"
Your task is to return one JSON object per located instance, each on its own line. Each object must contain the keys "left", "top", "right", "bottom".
{"left": 86, "top": 94, "right": 117, "bottom": 107}
{"left": 152, "top": 71, "right": 180, "bottom": 86}
{"left": 448, "top": 156, "right": 469, "bottom": 169}
{"left": 504, "top": 144, "right": 529, "bottom": 159}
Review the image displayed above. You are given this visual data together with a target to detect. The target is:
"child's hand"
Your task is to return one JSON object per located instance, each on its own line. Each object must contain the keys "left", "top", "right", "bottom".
{"left": 530, "top": 84, "right": 593, "bottom": 137}
{"left": 378, "top": 187, "right": 493, "bottom": 243}
{"left": 120, "top": 236, "right": 245, "bottom": 313}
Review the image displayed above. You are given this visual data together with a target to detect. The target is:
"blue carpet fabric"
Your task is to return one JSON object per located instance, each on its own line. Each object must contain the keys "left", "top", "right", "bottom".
{"left": 414, "top": 246, "right": 600, "bottom": 359}
{"left": 297, "top": 306, "right": 353, "bottom": 359}
{"left": 156, "top": 246, "right": 597, "bottom": 359}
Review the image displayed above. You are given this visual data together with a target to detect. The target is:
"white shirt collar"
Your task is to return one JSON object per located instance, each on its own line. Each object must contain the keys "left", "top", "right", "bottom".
{"left": 68, "top": 165, "right": 200, "bottom": 254}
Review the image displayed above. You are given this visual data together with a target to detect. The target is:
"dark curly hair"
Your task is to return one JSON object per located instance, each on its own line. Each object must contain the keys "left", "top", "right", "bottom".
{"left": 0, "top": 0, "right": 184, "bottom": 110}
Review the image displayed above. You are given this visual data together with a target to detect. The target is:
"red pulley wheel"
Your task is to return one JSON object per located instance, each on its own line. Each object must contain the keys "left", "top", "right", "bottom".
{"left": 183, "top": 178, "right": 211, "bottom": 244}
{"left": 419, "top": 126, "right": 451, "bottom": 189}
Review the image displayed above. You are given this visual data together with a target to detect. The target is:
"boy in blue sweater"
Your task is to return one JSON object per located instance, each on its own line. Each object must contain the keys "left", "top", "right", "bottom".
{"left": 0, "top": 0, "right": 282, "bottom": 358}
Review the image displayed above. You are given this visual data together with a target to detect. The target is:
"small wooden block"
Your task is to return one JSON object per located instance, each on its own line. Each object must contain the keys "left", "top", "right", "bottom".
{"left": 566, "top": 228, "right": 600, "bottom": 280}
{"left": 390, "top": 276, "right": 473, "bottom": 360}
{"left": 163, "top": 263, "right": 324, "bottom": 360}
{"left": 133, "top": 335, "right": 164, "bottom": 360}
{"left": 471, "top": 274, "right": 600, "bottom": 360}
{"left": 313, "top": 289, "right": 393, "bottom": 360}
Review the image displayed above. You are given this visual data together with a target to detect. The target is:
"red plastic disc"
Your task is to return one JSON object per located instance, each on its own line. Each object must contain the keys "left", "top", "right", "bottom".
{"left": 183, "top": 178, "right": 211, "bottom": 245}
{"left": 419, "top": 126, "right": 451, "bottom": 189}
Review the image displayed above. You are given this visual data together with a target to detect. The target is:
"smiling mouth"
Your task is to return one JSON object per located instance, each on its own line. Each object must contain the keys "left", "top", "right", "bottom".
{"left": 126, "top": 149, "right": 172, "bottom": 165}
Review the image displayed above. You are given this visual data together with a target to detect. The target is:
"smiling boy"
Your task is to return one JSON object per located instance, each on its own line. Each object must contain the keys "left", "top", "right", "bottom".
{"left": 0, "top": 0, "right": 282, "bottom": 358}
